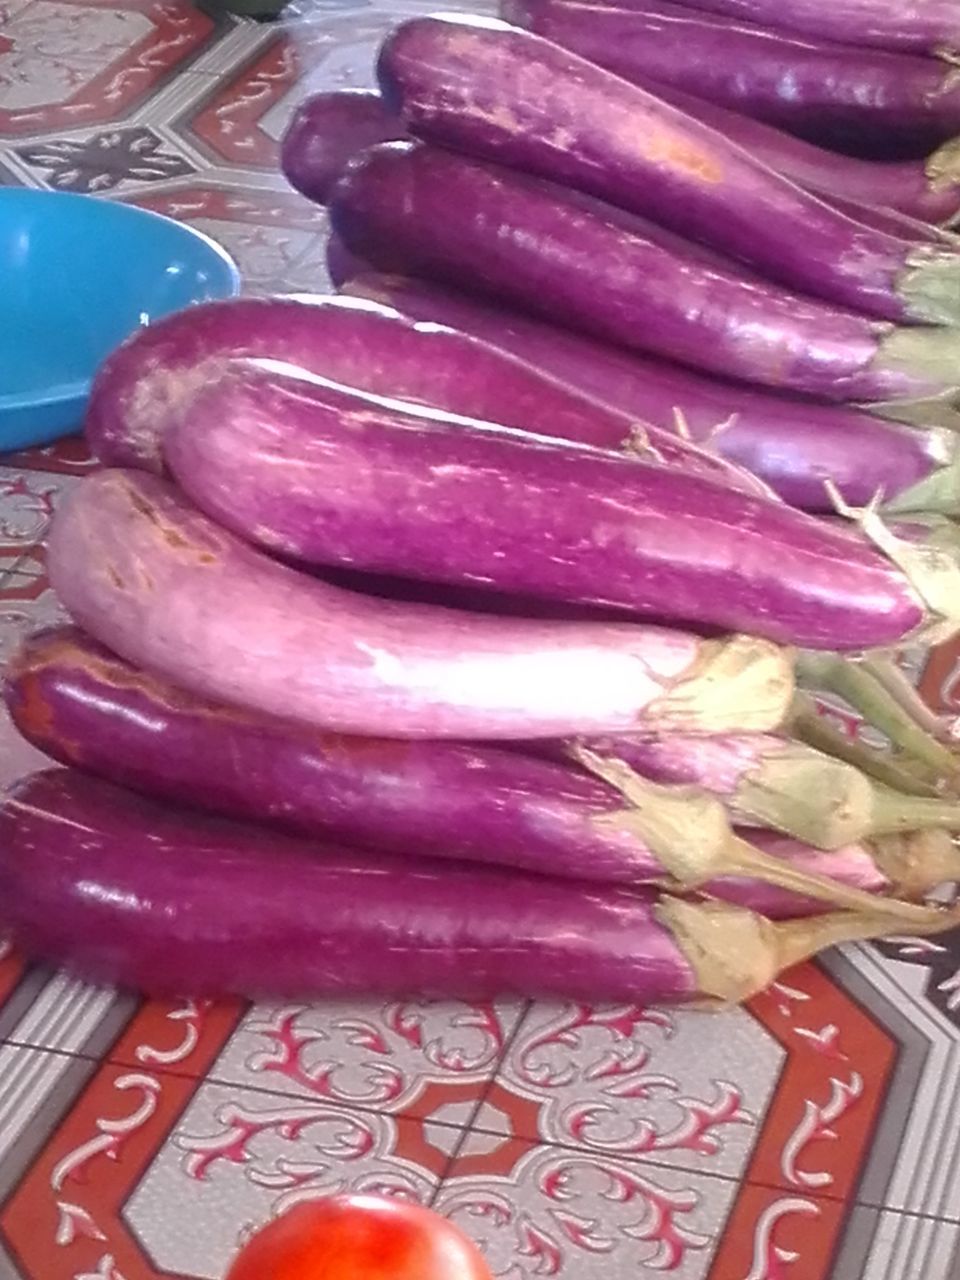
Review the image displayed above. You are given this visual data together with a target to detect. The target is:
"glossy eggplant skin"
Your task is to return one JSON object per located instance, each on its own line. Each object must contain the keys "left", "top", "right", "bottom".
{"left": 632, "top": 81, "right": 960, "bottom": 227}
{"left": 50, "top": 471, "right": 792, "bottom": 740}
{"left": 85, "top": 292, "right": 751, "bottom": 492}
{"left": 0, "top": 769, "right": 699, "bottom": 1003}
{"left": 4, "top": 627, "right": 678, "bottom": 886}
{"left": 378, "top": 15, "right": 957, "bottom": 324}
{"left": 620, "top": 0, "right": 960, "bottom": 57}
{"left": 330, "top": 142, "right": 960, "bottom": 404}
{"left": 344, "top": 274, "right": 956, "bottom": 515}
{"left": 504, "top": 0, "right": 960, "bottom": 150}
{"left": 4, "top": 628, "right": 893, "bottom": 920}
{"left": 281, "top": 89, "right": 404, "bottom": 204}
{"left": 158, "top": 352, "right": 944, "bottom": 652}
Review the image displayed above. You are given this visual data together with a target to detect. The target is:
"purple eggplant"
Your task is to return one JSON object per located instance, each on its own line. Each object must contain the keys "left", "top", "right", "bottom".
{"left": 2, "top": 769, "right": 949, "bottom": 1002}
{"left": 6, "top": 625, "right": 918, "bottom": 913}
{"left": 379, "top": 16, "right": 960, "bottom": 324}
{"left": 49, "top": 470, "right": 794, "bottom": 739}
{"left": 579, "top": 731, "right": 960, "bottom": 848}
{"left": 330, "top": 142, "right": 960, "bottom": 403}
{"left": 344, "top": 274, "right": 960, "bottom": 514}
{"left": 707, "top": 829, "right": 955, "bottom": 919}
{"left": 85, "top": 293, "right": 755, "bottom": 493}
{"left": 281, "top": 89, "right": 405, "bottom": 205}
{"left": 644, "top": 0, "right": 960, "bottom": 57}
{"left": 156, "top": 354, "right": 960, "bottom": 651}
{"left": 504, "top": 0, "right": 960, "bottom": 152}
{"left": 633, "top": 81, "right": 960, "bottom": 228}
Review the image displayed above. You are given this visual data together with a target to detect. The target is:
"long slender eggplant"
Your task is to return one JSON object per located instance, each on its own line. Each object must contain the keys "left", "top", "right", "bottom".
{"left": 379, "top": 16, "right": 960, "bottom": 324}
{"left": 157, "top": 353, "right": 960, "bottom": 651}
{"left": 4, "top": 625, "right": 921, "bottom": 913}
{"left": 281, "top": 80, "right": 960, "bottom": 230}
{"left": 48, "top": 471, "right": 794, "bottom": 739}
{"left": 281, "top": 89, "right": 405, "bottom": 204}
{"left": 577, "top": 731, "right": 960, "bottom": 848}
{"left": 330, "top": 142, "right": 960, "bottom": 404}
{"left": 1, "top": 770, "right": 950, "bottom": 1003}
{"left": 503, "top": 0, "right": 960, "bottom": 151}
{"left": 344, "top": 274, "right": 960, "bottom": 514}
{"left": 643, "top": 0, "right": 960, "bottom": 57}
{"left": 633, "top": 82, "right": 960, "bottom": 228}
{"left": 85, "top": 293, "right": 757, "bottom": 493}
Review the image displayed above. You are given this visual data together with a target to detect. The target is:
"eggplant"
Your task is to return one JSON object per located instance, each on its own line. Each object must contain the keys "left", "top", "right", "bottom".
{"left": 48, "top": 470, "right": 794, "bottom": 739}
{"left": 645, "top": 0, "right": 960, "bottom": 57}
{"left": 0, "top": 770, "right": 948, "bottom": 1002}
{"left": 634, "top": 81, "right": 960, "bottom": 228}
{"left": 579, "top": 731, "right": 960, "bottom": 849}
{"left": 379, "top": 16, "right": 960, "bottom": 325}
{"left": 330, "top": 141, "right": 960, "bottom": 404}
{"left": 281, "top": 89, "right": 405, "bottom": 205}
{"left": 5, "top": 625, "right": 920, "bottom": 914}
{"left": 504, "top": 0, "right": 960, "bottom": 153}
{"left": 344, "top": 274, "right": 960, "bottom": 515}
{"left": 85, "top": 293, "right": 758, "bottom": 494}
{"left": 156, "top": 354, "right": 960, "bottom": 651}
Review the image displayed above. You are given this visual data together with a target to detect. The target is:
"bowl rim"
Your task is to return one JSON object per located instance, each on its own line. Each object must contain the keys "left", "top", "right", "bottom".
{"left": 0, "top": 189, "right": 241, "bottom": 415}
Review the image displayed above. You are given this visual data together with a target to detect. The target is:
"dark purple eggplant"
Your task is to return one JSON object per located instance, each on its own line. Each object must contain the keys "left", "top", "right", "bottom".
{"left": 344, "top": 274, "right": 960, "bottom": 515}
{"left": 85, "top": 293, "right": 756, "bottom": 493}
{"left": 379, "top": 16, "right": 960, "bottom": 324}
{"left": 281, "top": 89, "right": 405, "bottom": 204}
{"left": 6, "top": 625, "right": 920, "bottom": 914}
{"left": 330, "top": 142, "right": 960, "bottom": 404}
{"left": 5, "top": 769, "right": 936, "bottom": 1002}
{"left": 153, "top": 354, "right": 960, "bottom": 651}
{"left": 644, "top": 0, "right": 960, "bottom": 57}
{"left": 504, "top": 0, "right": 960, "bottom": 152}
{"left": 633, "top": 81, "right": 960, "bottom": 227}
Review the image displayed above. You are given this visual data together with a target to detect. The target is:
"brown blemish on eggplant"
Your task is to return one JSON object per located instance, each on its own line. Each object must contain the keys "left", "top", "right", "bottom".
{"left": 106, "top": 565, "right": 127, "bottom": 591}
{"left": 4, "top": 671, "right": 59, "bottom": 748}
{"left": 641, "top": 131, "right": 723, "bottom": 185}
{"left": 121, "top": 478, "right": 219, "bottom": 563}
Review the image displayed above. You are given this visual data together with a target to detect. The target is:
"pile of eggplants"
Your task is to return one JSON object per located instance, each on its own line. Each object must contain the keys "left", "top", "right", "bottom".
{"left": 6, "top": 7, "right": 960, "bottom": 1010}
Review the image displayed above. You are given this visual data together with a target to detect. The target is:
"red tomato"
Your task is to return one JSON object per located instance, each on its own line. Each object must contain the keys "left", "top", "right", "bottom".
{"left": 226, "top": 1195, "right": 493, "bottom": 1280}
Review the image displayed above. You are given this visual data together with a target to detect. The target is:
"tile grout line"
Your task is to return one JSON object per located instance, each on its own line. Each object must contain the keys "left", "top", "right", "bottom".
{"left": 428, "top": 1002, "right": 534, "bottom": 1205}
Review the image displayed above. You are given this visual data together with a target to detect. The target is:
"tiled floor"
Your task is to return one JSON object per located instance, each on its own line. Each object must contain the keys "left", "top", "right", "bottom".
{"left": 4, "top": 2, "right": 960, "bottom": 1276}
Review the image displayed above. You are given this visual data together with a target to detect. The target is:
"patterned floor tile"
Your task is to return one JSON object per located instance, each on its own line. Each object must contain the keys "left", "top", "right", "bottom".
{"left": 820, "top": 938, "right": 960, "bottom": 1223}
{"left": 0, "top": 467, "right": 76, "bottom": 554}
{"left": 0, "top": 1043, "right": 448, "bottom": 1280}
{"left": 435, "top": 1136, "right": 744, "bottom": 1280}
{"left": 480, "top": 961, "right": 896, "bottom": 1212}
{"left": 0, "top": 435, "right": 96, "bottom": 476}
{"left": 168, "top": 0, "right": 499, "bottom": 181}
{"left": 124, "top": 181, "right": 326, "bottom": 291}
{"left": 0, "top": 0, "right": 233, "bottom": 141}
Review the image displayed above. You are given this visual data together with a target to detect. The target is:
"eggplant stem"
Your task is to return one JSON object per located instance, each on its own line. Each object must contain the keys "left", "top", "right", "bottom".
{"left": 658, "top": 897, "right": 958, "bottom": 1004}
{"left": 858, "top": 654, "right": 957, "bottom": 743}
{"left": 575, "top": 745, "right": 938, "bottom": 916}
{"left": 823, "top": 478, "right": 960, "bottom": 647}
{"left": 869, "top": 785, "right": 960, "bottom": 835}
{"left": 769, "top": 904, "right": 958, "bottom": 974}
{"left": 787, "top": 694, "right": 943, "bottom": 798}
{"left": 797, "top": 652, "right": 959, "bottom": 780}
{"left": 722, "top": 836, "right": 939, "bottom": 922}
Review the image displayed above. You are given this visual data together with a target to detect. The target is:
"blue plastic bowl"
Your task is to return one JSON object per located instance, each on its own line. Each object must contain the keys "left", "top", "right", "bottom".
{"left": 0, "top": 189, "right": 241, "bottom": 452}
